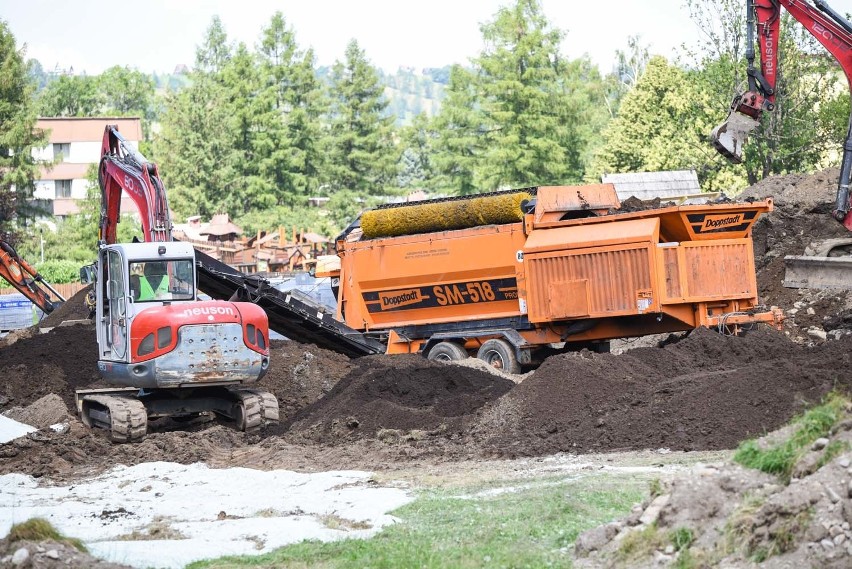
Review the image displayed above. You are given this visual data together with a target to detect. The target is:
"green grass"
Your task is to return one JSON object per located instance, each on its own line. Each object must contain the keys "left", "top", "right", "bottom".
{"left": 189, "top": 474, "right": 646, "bottom": 569}
{"left": 733, "top": 393, "right": 848, "bottom": 480}
{"left": 7, "top": 518, "right": 88, "bottom": 553}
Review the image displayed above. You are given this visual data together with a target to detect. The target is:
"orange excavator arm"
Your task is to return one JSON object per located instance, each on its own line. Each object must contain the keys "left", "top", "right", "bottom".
{"left": 711, "top": 0, "right": 852, "bottom": 230}
{"left": 0, "top": 240, "right": 65, "bottom": 314}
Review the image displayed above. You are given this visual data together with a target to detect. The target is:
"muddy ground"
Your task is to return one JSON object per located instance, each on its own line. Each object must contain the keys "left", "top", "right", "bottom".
{"left": 1, "top": 169, "right": 852, "bottom": 565}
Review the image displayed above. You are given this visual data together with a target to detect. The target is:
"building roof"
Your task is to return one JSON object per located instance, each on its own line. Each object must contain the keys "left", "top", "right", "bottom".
{"left": 601, "top": 170, "right": 701, "bottom": 201}
{"left": 200, "top": 214, "right": 242, "bottom": 237}
{"left": 36, "top": 117, "right": 143, "bottom": 143}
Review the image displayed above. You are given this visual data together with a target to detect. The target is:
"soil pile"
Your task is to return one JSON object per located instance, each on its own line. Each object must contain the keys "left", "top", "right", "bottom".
{"left": 0, "top": 539, "right": 131, "bottom": 569}
{"left": 0, "top": 325, "right": 101, "bottom": 412}
{"left": 39, "top": 285, "right": 93, "bottom": 328}
{"left": 575, "top": 408, "right": 852, "bottom": 568}
{"left": 262, "top": 339, "right": 351, "bottom": 423}
{"left": 741, "top": 168, "right": 852, "bottom": 339}
{"left": 475, "top": 328, "right": 852, "bottom": 457}
{"left": 289, "top": 354, "right": 516, "bottom": 442}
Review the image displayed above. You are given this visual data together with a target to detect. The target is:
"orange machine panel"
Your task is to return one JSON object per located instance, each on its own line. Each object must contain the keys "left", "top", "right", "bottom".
{"left": 658, "top": 239, "right": 757, "bottom": 303}
{"left": 339, "top": 223, "right": 527, "bottom": 330}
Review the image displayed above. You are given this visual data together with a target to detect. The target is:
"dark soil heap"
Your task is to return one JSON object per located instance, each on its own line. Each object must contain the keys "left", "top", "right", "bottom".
{"left": 39, "top": 285, "right": 94, "bottom": 328}
{"left": 289, "top": 354, "right": 516, "bottom": 441}
{"left": 743, "top": 168, "right": 852, "bottom": 336}
{"left": 475, "top": 328, "right": 852, "bottom": 457}
{"left": 0, "top": 325, "right": 101, "bottom": 412}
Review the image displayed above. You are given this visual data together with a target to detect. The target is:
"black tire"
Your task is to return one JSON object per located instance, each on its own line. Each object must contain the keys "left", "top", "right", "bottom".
{"left": 476, "top": 338, "right": 521, "bottom": 374}
{"left": 426, "top": 341, "right": 469, "bottom": 363}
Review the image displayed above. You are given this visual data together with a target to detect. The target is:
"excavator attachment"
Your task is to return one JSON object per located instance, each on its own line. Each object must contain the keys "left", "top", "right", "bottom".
{"left": 711, "top": 106, "right": 760, "bottom": 164}
{"left": 784, "top": 238, "right": 852, "bottom": 290}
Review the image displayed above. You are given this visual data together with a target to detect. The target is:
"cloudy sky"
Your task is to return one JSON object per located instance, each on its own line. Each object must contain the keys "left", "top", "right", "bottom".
{"left": 3, "top": 0, "right": 852, "bottom": 75}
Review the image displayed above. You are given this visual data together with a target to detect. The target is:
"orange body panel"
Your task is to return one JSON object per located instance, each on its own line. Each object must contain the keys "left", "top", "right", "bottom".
{"left": 337, "top": 186, "right": 778, "bottom": 355}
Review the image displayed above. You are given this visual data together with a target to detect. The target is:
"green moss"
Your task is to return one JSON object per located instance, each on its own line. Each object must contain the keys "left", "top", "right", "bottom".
{"left": 7, "top": 518, "right": 88, "bottom": 553}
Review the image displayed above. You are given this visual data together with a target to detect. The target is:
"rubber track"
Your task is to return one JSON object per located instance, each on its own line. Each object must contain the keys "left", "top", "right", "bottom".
{"left": 84, "top": 394, "right": 147, "bottom": 443}
{"left": 231, "top": 389, "right": 280, "bottom": 431}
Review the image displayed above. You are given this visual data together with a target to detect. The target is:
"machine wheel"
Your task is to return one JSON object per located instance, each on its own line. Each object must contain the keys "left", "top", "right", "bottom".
{"left": 427, "top": 341, "right": 469, "bottom": 363}
{"left": 80, "top": 394, "right": 147, "bottom": 443}
{"left": 476, "top": 339, "right": 521, "bottom": 374}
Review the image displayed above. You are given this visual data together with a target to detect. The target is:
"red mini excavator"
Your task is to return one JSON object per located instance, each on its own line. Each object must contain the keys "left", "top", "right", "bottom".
{"left": 74, "top": 126, "right": 278, "bottom": 442}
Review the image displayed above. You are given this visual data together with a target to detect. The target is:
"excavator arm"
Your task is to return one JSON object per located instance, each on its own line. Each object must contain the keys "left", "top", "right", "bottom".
{"left": 0, "top": 239, "right": 65, "bottom": 314}
{"left": 99, "top": 126, "right": 172, "bottom": 244}
{"left": 711, "top": 0, "right": 852, "bottom": 230}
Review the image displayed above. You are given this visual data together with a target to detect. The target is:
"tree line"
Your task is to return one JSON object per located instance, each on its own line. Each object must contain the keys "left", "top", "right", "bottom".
{"left": 1, "top": 0, "right": 850, "bottom": 259}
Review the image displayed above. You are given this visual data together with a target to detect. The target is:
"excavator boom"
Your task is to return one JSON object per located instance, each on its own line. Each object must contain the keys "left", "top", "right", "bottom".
{"left": 711, "top": 0, "right": 852, "bottom": 230}
{"left": 0, "top": 240, "right": 65, "bottom": 314}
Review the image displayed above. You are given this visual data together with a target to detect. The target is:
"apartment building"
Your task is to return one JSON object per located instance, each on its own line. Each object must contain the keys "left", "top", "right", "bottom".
{"left": 33, "top": 117, "right": 143, "bottom": 218}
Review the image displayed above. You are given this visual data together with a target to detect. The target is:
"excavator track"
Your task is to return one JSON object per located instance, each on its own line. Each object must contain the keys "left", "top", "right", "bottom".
{"left": 229, "top": 389, "right": 279, "bottom": 432}
{"left": 79, "top": 393, "right": 147, "bottom": 443}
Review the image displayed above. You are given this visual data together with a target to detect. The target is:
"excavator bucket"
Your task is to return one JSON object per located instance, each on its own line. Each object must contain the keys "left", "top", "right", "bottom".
{"left": 711, "top": 109, "right": 760, "bottom": 164}
{"left": 783, "top": 238, "right": 852, "bottom": 290}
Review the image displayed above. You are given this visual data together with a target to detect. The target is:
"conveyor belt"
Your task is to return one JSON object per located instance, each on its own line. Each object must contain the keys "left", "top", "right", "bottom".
{"left": 193, "top": 248, "right": 385, "bottom": 358}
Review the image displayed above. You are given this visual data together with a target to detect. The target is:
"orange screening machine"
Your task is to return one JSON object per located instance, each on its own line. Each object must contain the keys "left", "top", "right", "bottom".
{"left": 321, "top": 184, "right": 780, "bottom": 372}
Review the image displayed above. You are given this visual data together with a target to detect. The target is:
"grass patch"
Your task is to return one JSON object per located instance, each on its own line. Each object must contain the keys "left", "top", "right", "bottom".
{"left": 188, "top": 474, "right": 647, "bottom": 569}
{"left": 116, "top": 516, "right": 187, "bottom": 541}
{"left": 734, "top": 393, "right": 848, "bottom": 480}
{"left": 7, "top": 518, "right": 88, "bottom": 553}
{"left": 317, "top": 514, "right": 372, "bottom": 531}
{"left": 669, "top": 527, "right": 694, "bottom": 551}
{"left": 617, "top": 524, "right": 665, "bottom": 562}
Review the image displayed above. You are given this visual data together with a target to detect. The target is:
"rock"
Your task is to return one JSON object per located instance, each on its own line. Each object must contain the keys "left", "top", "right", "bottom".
{"left": 664, "top": 544, "right": 675, "bottom": 554}
{"left": 835, "top": 533, "right": 847, "bottom": 546}
{"left": 813, "top": 437, "right": 830, "bottom": 451}
{"left": 49, "top": 423, "right": 70, "bottom": 434}
{"left": 575, "top": 521, "right": 621, "bottom": 555}
{"left": 807, "top": 328, "right": 827, "bottom": 341}
{"left": 848, "top": 479, "right": 852, "bottom": 499}
{"left": 44, "top": 549, "right": 59, "bottom": 559}
{"left": 821, "top": 538, "right": 836, "bottom": 549}
{"left": 839, "top": 457, "right": 851, "bottom": 468}
{"left": 827, "top": 486, "right": 842, "bottom": 504}
{"left": 830, "top": 525, "right": 843, "bottom": 537}
{"left": 639, "top": 494, "right": 670, "bottom": 525}
{"left": 11, "top": 548, "right": 29, "bottom": 566}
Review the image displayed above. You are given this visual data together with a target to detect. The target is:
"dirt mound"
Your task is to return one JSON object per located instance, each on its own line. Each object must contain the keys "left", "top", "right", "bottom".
{"left": 741, "top": 168, "right": 852, "bottom": 340}
{"left": 39, "top": 285, "right": 93, "bottom": 328}
{"left": 289, "top": 354, "right": 516, "bottom": 442}
{"left": 0, "top": 539, "right": 131, "bottom": 569}
{"left": 0, "top": 325, "right": 102, "bottom": 413}
{"left": 3, "top": 394, "right": 72, "bottom": 428}
{"left": 263, "top": 340, "right": 351, "bottom": 424}
{"left": 474, "top": 328, "right": 850, "bottom": 457}
{"left": 575, "top": 407, "right": 852, "bottom": 568}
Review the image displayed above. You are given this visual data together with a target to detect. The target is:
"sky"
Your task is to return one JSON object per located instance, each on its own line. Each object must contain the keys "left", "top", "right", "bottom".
{"left": 3, "top": 0, "right": 852, "bottom": 76}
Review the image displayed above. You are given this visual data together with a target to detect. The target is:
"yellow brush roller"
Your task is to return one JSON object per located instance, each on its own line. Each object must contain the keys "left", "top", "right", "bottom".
{"left": 361, "top": 192, "right": 532, "bottom": 239}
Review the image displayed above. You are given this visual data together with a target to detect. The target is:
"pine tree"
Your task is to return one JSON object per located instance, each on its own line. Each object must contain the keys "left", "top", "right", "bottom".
{"left": 430, "top": 65, "right": 482, "bottom": 194}
{"left": 325, "top": 40, "right": 398, "bottom": 195}
{"left": 474, "top": 0, "right": 600, "bottom": 188}
{"left": 0, "top": 21, "right": 48, "bottom": 238}
{"left": 153, "top": 18, "right": 237, "bottom": 219}
{"left": 255, "top": 12, "right": 327, "bottom": 205}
